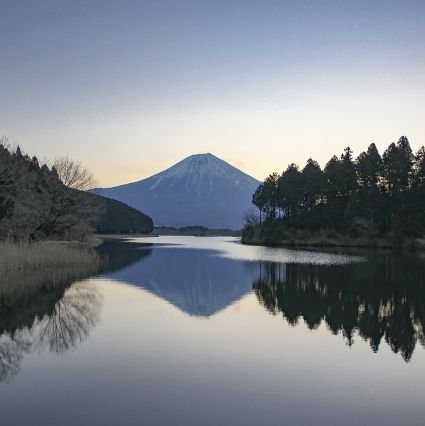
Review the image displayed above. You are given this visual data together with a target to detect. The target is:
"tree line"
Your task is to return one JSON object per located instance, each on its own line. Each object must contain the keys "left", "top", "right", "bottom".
{"left": 250, "top": 136, "right": 425, "bottom": 238}
{"left": 0, "top": 140, "right": 153, "bottom": 240}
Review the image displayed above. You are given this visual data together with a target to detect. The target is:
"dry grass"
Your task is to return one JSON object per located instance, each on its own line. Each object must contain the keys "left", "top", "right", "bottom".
{"left": 0, "top": 241, "right": 100, "bottom": 295}
{"left": 0, "top": 241, "right": 99, "bottom": 273}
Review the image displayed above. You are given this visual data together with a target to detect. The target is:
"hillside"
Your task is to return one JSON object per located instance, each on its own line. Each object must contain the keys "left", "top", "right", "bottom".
{"left": 86, "top": 192, "right": 153, "bottom": 234}
{"left": 0, "top": 143, "right": 153, "bottom": 239}
{"left": 94, "top": 153, "right": 260, "bottom": 229}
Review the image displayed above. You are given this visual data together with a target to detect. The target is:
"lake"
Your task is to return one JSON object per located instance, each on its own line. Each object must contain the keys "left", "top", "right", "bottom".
{"left": 1, "top": 236, "right": 425, "bottom": 425}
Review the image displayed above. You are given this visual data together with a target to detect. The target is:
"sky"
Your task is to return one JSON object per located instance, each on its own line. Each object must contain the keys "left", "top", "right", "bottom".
{"left": 1, "top": 0, "right": 424, "bottom": 186}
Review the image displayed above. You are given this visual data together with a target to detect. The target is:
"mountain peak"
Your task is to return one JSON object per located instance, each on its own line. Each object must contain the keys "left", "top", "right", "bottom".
{"left": 97, "top": 153, "right": 260, "bottom": 229}
{"left": 191, "top": 152, "right": 214, "bottom": 157}
{"left": 151, "top": 152, "right": 243, "bottom": 184}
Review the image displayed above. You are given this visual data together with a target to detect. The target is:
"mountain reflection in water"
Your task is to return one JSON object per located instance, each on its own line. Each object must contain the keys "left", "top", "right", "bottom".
{"left": 104, "top": 244, "right": 256, "bottom": 316}
{"left": 102, "top": 237, "right": 425, "bottom": 361}
{"left": 2, "top": 237, "right": 425, "bottom": 386}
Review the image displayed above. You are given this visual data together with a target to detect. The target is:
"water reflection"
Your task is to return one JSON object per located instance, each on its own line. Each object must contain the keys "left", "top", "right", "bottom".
{"left": 0, "top": 282, "right": 102, "bottom": 383}
{"left": 2, "top": 236, "right": 425, "bottom": 387}
{"left": 254, "top": 253, "right": 425, "bottom": 361}
{"left": 101, "top": 237, "right": 425, "bottom": 361}
{"left": 104, "top": 244, "right": 256, "bottom": 316}
{"left": 0, "top": 239, "right": 154, "bottom": 383}
{"left": 96, "top": 239, "right": 153, "bottom": 273}
{"left": 34, "top": 282, "right": 102, "bottom": 354}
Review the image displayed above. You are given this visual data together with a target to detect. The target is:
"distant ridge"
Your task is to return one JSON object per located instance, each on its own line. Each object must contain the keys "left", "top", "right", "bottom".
{"left": 94, "top": 153, "right": 260, "bottom": 229}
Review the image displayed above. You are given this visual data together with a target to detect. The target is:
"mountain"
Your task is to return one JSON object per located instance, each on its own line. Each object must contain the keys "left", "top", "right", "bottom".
{"left": 100, "top": 242, "right": 256, "bottom": 317}
{"left": 94, "top": 153, "right": 260, "bottom": 229}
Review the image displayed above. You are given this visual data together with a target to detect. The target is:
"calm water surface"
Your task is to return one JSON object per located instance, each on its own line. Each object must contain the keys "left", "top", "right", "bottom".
{"left": 1, "top": 236, "right": 425, "bottom": 425}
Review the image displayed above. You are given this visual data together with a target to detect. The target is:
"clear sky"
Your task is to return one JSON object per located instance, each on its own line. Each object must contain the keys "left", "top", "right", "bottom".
{"left": 1, "top": 0, "right": 424, "bottom": 186}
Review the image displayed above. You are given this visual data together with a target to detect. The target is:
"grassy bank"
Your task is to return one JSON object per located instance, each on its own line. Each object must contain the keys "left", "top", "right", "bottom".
{"left": 0, "top": 241, "right": 101, "bottom": 295}
{"left": 241, "top": 223, "right": 425, "bottom": 250}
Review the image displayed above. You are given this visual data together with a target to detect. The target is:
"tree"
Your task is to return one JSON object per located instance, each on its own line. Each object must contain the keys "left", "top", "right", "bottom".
{"left": 278, "top": 164, "right": 303, "bottom": 218}
{"left": 0, "top": 145, "right": 96, "bottom": 240}
{"left": 412, "top": 146, "right": 425, "bottom": 188}
{"left": 323, "top": 155, "right": 341, "bottom": 199}
{"left": 382, "top": 137, "right": 414, "bottom": 194}
{"left": 53, "top": 156, "right": 98, "bottom": 191}
{"left": 252, "top": 183, "right": 266, "bottom": 223}
{"left": 301, "top": 159, "right": 323, "bottom": 211}
{"left": 244, "top": 135, "right": 424, "bottom": 241}
{"left": 396, "top": 136, "right": 414, "bottom": 191}
{"left": 339, "top": 147, "right": 358, "bottom": 197}
{"left": 263, "top": 172, "right": 280, "bottom": 219}
{"left": 356, "top": 143, "right": 382, "bottom": 190}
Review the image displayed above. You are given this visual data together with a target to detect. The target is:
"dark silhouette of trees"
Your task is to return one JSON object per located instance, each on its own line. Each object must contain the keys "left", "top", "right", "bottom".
{"left": 253, "top": 253, "right": 425, "bottom": 362}
{"left": 278, "top": 164, "right": 302, "bottom": 218}
{"left": 357, "top": 143, "right": 382, "bottom": 190}
{"left": 301, "top": 159, "right": 323, "bottom": 213}
{"left": 245, "top": 136, "right": 425, "bottom": 241}
{"left": 0, "top": 142, "right": 153, "bottom": 240}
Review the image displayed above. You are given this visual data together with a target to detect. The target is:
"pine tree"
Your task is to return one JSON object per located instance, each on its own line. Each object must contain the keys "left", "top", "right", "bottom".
{"left": 278, "top": 164, "right": 302, "bottom": 218}
{"left": 356, "top": 143, "right": 382, "bottom": 190}
{"left": 396, "top": 136, "right": 414, "bottom": 191}
{"left": 301, "top": 159, "right": 323, "bottom": 211}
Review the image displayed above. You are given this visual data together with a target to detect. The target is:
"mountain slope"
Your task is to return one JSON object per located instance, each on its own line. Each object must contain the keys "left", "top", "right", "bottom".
{"left": 95, "top": 153, "right": 259, "bottom": 229}
{"left": 83, "top": 192, "right": 154, "bottom": 234}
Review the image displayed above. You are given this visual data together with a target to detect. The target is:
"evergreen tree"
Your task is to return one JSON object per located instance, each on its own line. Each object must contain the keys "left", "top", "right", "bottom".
{"left": 382, "top": 137, "right": 414, "bottom": 194}
{"left": 356, "top": 143, "right": 382, "bottom": 190}
{"left": 339, "top": 147, "right": 358, "bottom": 197}
{"left": 413, "top": 146, "right": 425, "bottom": 188}
{"left": 247, "top": 136, "right": 424, "bottom": 241}
{"left": 277, "top": 164, "right": 302, "bottom": 218}
{"left": 396, "top": 136, "right": 414, "bottom": 191}
{"left": 262, "top": 173, "right": 280, "bottom": 220}
{"left": 323, "top": 155, "right": 341, "bottom": 199}
{"left": 301, "top": 159, "right": 323, "bottom": 211}
{"left": 382, "top": 142, "right": 398, "bottom": 194}
{"left": 252, "top": 183, "right": 266, "bottom": 223}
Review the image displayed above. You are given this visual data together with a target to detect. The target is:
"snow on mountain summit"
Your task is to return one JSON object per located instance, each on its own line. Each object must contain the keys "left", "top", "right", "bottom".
{"left": 96, "top": 153, "right": 260, "bottom": 229}
{"left": 148, "top": 153, "right": 255, "bottom": 193}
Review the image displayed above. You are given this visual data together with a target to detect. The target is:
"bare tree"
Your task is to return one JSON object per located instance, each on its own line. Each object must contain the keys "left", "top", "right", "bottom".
{"left": 53, "top": 156, "right": 98, "bottom": 191}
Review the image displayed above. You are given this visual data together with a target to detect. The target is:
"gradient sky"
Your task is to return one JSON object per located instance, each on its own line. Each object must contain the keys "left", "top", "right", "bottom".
{"left": 1, "top": 0, "right": 424, "bottom": 186}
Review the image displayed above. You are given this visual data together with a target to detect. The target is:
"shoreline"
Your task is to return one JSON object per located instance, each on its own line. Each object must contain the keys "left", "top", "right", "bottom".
{"left": 241, "top": 232, "right": 425, "bottom": 251}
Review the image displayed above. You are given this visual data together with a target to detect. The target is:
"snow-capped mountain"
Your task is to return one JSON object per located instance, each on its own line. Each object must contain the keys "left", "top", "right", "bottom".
{"left": 95, "top": 153, "right": 260, "bottom": 229}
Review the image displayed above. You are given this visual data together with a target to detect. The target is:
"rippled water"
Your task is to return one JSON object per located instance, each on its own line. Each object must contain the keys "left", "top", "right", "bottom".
{"left": 1, "top": 236, "right": 425, "bottom": 425}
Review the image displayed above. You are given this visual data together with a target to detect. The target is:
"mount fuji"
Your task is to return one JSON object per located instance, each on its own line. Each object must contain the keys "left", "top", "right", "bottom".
{"left": 94, "top": 153, "right": 260, "bottom": 229}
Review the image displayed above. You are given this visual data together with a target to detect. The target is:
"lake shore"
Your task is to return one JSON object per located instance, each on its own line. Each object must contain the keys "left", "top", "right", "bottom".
{"left": 241, "top": 226, "right": 425, "bottom": 250}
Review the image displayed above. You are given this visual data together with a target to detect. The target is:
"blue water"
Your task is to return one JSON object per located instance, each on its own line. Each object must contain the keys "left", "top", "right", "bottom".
{"left": 1, "top": 236, "right": 424, "bottom": 425}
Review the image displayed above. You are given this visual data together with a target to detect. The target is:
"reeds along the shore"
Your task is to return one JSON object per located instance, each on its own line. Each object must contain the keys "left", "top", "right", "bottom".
{"left": 0, "top": 241, "right": 101, "bottom": 295}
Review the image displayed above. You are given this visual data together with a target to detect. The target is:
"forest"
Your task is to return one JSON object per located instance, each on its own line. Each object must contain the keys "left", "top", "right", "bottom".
{"left": 0, "top": 141, "right": 153, "bottom": 241}
{"left": 244, "top": 136, "right": 425, "bottom": 246}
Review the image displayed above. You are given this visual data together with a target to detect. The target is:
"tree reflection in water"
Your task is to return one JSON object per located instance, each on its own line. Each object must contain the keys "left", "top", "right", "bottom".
{"left": 0, "top": 332, "right": 31, "bottom": 383}
{"left": 0, "top": 239, "right": 151, "bottom": 383}
{"left": 34, "top": 281, "right": 102, "bottom": 354}
{"left": 0, "top": 281, "right": 102, "bottom": 383}
{"left": 253, "top": 254, "right": 425, "bottom": 362}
